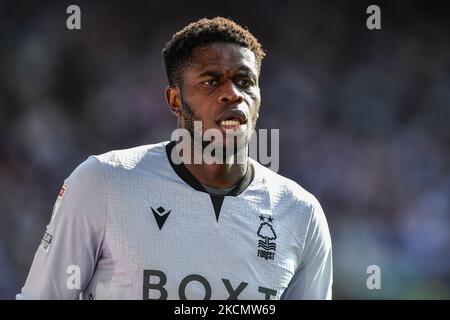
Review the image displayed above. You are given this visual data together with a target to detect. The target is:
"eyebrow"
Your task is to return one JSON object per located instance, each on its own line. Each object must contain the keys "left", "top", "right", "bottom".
{"left": 197, "top": 70, "right": 223, "bottom": 79}
{"left": 197, "top": 68, "right": 257, "bottom": 80}
{"left": 236, "top": 69, "right": 257, "bottom": 80}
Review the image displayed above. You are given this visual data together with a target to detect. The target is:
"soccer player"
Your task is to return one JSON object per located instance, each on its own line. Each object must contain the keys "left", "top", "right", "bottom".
{"left": 18, "top": 17, "right": 332, "bottom": 300}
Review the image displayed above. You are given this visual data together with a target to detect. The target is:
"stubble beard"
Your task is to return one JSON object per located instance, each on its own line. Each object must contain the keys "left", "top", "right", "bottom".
{"left": 180, "top": 97, "right": 257, "bottom": 164}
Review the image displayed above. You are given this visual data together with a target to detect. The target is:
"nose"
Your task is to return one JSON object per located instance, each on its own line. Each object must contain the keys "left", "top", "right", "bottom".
{"left": 218, "top": 80, "right": 244, "bottom": 104}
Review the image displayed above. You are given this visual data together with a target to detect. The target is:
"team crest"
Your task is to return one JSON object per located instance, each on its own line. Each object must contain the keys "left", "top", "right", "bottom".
{"left": 256, "top": 215, "right": 277, "bottom": 261}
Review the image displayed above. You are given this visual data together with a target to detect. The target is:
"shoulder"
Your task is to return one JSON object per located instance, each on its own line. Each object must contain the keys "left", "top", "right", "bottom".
{"left": 66, "top": 155, "right": 104, "bottom": 188}
{"left": 66, "top": 141, "right": 169, "bottom": 188}
{"left": 250, "top": 159, "right": 331, "bottom": 252}
{"left": 250, "top": 158, "right": 322, "bottom": 214}
{"left": 92, "top": 141, "right": 169, "bottom": 172}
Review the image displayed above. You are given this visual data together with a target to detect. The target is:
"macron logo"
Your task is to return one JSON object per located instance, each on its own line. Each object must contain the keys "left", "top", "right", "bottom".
{"left": 151, "top": 206, "right": 171, "bottom": 230}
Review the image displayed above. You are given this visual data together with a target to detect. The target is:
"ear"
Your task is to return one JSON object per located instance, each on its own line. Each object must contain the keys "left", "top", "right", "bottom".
{"left": 165, "top": 86, "right": 182, "bottom": 117}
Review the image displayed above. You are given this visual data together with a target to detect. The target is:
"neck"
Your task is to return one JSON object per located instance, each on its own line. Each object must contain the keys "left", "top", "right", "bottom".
{"left": 166, "top": 140, "right": 253, "bottom": 193}
{"left": 184, "top": 158, "right": 248, "bottom": 189}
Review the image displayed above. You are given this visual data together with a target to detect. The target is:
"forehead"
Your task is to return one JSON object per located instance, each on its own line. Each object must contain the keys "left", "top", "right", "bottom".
{"left": 188, "top": 43, "right": 258, "bottom": 76}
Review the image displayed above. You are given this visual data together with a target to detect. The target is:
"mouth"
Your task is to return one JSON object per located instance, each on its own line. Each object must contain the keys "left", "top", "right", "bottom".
{"left": 218, "top": 119, "right": 242, "bottom": 130}
{"left": 216, "top": 110, "right": 248, "bottom": 131}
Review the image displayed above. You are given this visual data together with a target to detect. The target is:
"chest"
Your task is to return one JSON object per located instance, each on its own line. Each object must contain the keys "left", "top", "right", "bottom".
{"left": 101, "top": 178, "right": 304, "bottom": 299}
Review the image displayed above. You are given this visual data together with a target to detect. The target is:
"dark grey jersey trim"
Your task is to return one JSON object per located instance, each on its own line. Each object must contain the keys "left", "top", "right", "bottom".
{"left": 165, "top": 140, "right": 254, "bottom": 197}
{"left": 210, "top": 195, "right": 225, "bottom": 222}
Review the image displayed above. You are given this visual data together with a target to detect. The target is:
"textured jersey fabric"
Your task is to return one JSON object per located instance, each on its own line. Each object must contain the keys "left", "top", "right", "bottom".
{"left": 19, "top": 141, "right": 332, "bottom": 300}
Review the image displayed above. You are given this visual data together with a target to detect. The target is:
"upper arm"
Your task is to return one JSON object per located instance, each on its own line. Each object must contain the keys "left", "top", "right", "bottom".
{"left": 19, "top": 156, "right": 107, "bottom": 299}
{"left": 282, "top": 197, "right": 333, "bottom": 300}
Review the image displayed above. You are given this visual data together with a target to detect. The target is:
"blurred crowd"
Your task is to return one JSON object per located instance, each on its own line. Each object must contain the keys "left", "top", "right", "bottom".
{"left": 0, "top": 0, "right": 449, "bottom": 299}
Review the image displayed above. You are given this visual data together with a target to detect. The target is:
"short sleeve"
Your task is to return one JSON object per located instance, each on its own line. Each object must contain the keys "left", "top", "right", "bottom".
{"left": 282, "top": 197, "right": 333, "bottom": 300}
{"left": 18, "top": 156, "right": 107, "bottom": 299}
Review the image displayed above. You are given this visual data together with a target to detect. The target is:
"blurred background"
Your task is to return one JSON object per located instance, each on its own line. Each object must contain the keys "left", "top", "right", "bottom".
{"left": 0, "top": 0, "right": 449, "bottom": 299}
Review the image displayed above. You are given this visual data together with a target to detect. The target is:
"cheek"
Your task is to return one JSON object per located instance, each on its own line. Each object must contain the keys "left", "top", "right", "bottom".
{"left": 196, "top": 101, "right": 218, "bottom": 125}
{"left": 248, "top": 89, "right": 261, "bottom": 115}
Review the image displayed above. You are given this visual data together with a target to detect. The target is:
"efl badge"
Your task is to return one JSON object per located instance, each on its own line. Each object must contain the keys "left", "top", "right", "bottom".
{"left": 51, "top": 184, "right": 68, "bottom": 221}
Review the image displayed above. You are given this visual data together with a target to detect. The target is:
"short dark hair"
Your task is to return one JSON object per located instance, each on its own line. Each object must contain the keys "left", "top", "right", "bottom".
{"left": 162, "top": 17, "right": 265, "bottom": 86}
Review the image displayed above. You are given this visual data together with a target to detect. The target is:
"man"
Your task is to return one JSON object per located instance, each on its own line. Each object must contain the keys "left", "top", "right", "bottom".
{"left": 19, "top": 17, "right": 332, "bottom": 300}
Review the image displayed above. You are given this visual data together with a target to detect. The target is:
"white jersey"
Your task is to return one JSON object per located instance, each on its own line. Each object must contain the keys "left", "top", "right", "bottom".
{"left": 18, "top": 141, "right": 332, "bottom": 300}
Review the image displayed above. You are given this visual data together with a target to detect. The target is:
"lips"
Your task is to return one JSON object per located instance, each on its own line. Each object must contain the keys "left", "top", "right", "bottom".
{"left": 216, "top": 109, "right": 248, "bottom": 128}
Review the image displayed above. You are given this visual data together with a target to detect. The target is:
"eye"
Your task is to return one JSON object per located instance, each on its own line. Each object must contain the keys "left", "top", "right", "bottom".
{"left": 235, "top": 78, "right": 253, "bottom": 87}
{"left": 201, "top": 79, "right": 218, "bottom": 86}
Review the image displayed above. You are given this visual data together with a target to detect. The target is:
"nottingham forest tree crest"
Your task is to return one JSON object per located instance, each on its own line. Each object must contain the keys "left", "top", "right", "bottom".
{"left": 256, "top": 215, "right": 277, "bottom": 261}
